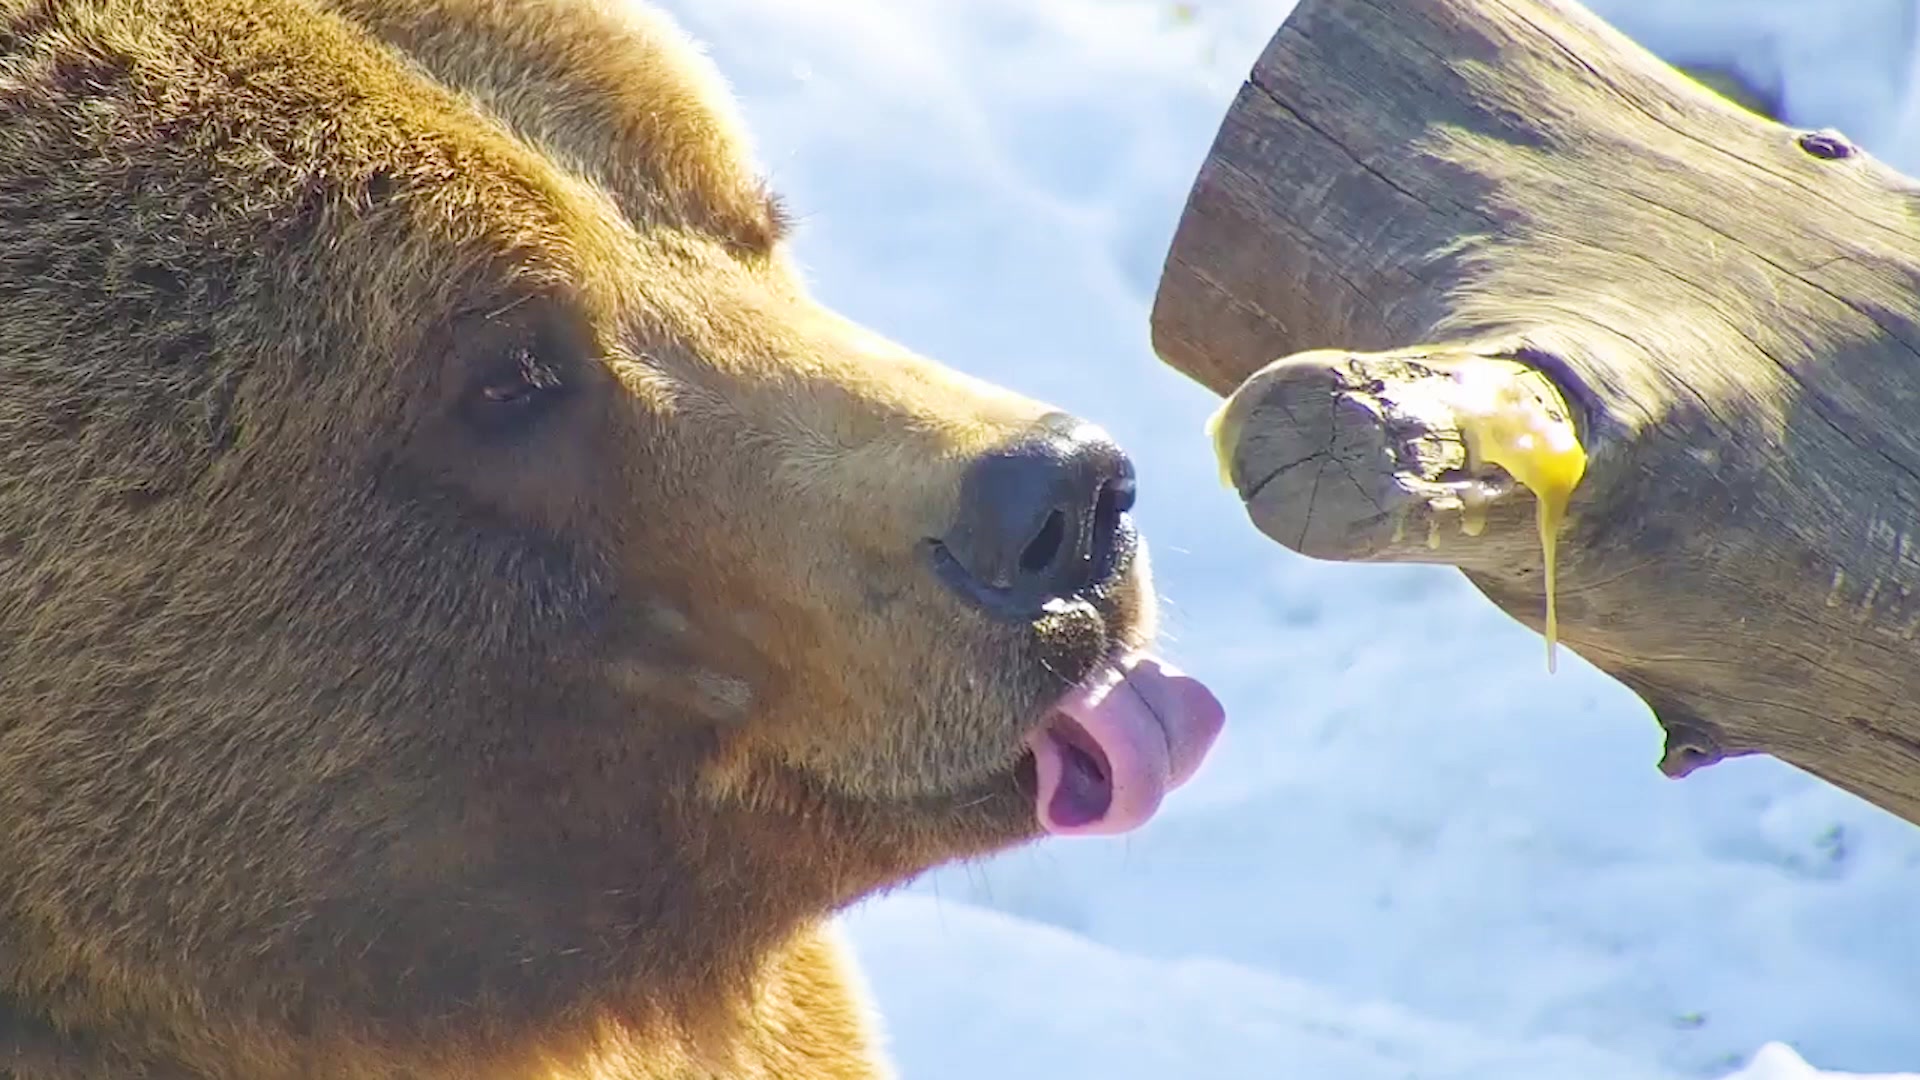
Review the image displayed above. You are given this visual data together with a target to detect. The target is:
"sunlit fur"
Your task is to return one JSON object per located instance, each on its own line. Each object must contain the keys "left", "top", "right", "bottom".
{"left": 0, "top": 0, "right": 1156, "bottom": 1076}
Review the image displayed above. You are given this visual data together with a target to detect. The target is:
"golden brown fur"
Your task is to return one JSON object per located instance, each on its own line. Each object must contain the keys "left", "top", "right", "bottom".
{"left": 0, "top": 0, "right": 1158, "bottom": 1076}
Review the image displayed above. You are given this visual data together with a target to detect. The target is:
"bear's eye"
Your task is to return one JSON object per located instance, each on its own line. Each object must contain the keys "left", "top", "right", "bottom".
{"left": 478, "top": 348, "right": 563, "bottom": 407}
{"left": 464, "top": 347, "right": 569, "bottom": 436}
{"left": 454, "top": 306, "right": 583, "bottom": 440}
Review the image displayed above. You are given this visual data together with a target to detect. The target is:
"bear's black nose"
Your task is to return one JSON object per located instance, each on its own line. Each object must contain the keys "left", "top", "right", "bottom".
{"left": 930, "top": 412, "right": 1138, "bottom": 620}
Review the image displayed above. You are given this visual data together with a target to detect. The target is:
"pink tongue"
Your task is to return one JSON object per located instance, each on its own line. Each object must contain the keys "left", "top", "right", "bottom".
{"left": 1024, "top": 655, "right": 1225, "bottom": 837}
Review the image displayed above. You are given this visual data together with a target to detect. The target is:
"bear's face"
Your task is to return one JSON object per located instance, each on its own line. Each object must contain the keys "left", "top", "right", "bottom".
{"left": 0, "top": 0, "right": 1221, "bottom": 1069}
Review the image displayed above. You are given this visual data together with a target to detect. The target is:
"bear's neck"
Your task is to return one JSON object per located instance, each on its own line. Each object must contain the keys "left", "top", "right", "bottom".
{"left": 0, "top": 921, "right": 887, "bottom": 1080}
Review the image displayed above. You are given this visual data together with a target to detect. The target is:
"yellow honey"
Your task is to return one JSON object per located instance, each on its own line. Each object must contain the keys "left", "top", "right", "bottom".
{"left": 1205, "top": 399, "right": 1239, "bottom": 491}
{"left": 1443, "top": 360, "right": 1587, "bottom": 672}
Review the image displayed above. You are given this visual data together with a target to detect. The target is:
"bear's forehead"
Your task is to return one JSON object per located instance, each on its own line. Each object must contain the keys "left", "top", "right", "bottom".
{"left": 0, "top": 0, "right": 781, "bottom": 265}
{"left": 0, "top": 0, "right": 818, "bottom": 453}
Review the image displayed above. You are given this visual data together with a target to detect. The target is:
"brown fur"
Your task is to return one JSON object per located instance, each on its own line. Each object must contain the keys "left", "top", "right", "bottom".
{"left": 0, "top": 0, "right": 1157, "bottom": 1076}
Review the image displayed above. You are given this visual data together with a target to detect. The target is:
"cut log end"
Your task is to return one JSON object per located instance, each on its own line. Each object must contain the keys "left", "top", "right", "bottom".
{"left": 1211, "top": 347, "right": 1584, "bottom": 572}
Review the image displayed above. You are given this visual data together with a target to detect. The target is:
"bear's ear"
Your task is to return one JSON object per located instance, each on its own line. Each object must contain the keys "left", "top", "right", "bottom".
{"left": 447, "top": 295, "right": 592, "bottom": 445}
{"left": 327, "top": 0, "right": 782, "bottom": 253}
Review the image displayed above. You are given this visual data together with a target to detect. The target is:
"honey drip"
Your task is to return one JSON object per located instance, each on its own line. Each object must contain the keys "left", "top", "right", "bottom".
{"left": 1458, "top": 489, "right": 1488, "bottom": 537}
{"left": 1205, "top": 399, "right": 1239, "bottom": 491}
{"left": 1444, "top": 360, "right": 1587, "bottom": 672}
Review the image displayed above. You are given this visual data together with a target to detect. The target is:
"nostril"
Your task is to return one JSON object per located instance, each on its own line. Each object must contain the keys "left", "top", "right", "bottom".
{"left": 931, "top": 411, "right": 1141, "bottom": 619}
{"left": 1019, "top": 510, "right": 1068, "bottom": 575}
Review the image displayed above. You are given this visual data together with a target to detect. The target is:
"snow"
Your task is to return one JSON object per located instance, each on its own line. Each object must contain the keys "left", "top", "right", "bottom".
{"left": 654, "top": 0, "right": 1920, "bottom": 1076}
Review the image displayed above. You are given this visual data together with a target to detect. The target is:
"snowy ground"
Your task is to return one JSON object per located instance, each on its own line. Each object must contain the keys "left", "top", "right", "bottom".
{"left": 656, "top": 0, "right": 1920, "bottom": 1076}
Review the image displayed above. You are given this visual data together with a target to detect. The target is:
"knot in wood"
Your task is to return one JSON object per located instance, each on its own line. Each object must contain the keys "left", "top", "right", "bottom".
{"left": 1796, "top": 128, "right": 1856, "bottom": 160}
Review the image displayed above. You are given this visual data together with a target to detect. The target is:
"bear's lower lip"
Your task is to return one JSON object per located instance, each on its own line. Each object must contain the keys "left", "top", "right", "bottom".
{"left": 1024, "top": 653, "right": 1224, "bottom": 837}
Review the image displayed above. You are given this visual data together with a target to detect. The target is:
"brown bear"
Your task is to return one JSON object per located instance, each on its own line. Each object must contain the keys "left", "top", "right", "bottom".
{"left": 0, "top": 0, "right": 1226, "bottom": 1076}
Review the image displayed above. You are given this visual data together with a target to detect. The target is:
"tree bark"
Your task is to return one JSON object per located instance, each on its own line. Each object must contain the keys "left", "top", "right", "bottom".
{"left": 1150, "top": 0, "right": 1920, "bottom": 825}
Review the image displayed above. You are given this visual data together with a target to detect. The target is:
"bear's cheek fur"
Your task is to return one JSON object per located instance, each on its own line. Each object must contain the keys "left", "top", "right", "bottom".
{"left": 568, "top": 282, "right": 1155, "bottom": 821}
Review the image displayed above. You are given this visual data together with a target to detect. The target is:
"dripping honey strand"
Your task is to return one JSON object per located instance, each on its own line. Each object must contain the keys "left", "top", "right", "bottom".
{"left": 1446, "top": 360, "right": 1587, "bottom": 672}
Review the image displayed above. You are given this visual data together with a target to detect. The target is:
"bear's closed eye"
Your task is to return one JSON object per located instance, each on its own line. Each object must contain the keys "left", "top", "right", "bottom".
{"left": 456, "top": 307, "right": 582, "bottom": 440}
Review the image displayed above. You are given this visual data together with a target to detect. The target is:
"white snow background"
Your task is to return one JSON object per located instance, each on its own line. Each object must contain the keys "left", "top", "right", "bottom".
{"left": 654, "top": 1, "right": 1920, "bottom": 1077}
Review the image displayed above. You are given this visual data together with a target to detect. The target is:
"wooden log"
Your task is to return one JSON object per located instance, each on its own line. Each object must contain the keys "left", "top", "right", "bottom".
{"left": 1151, "top": 0, "right": 1920, "bottom": 824}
